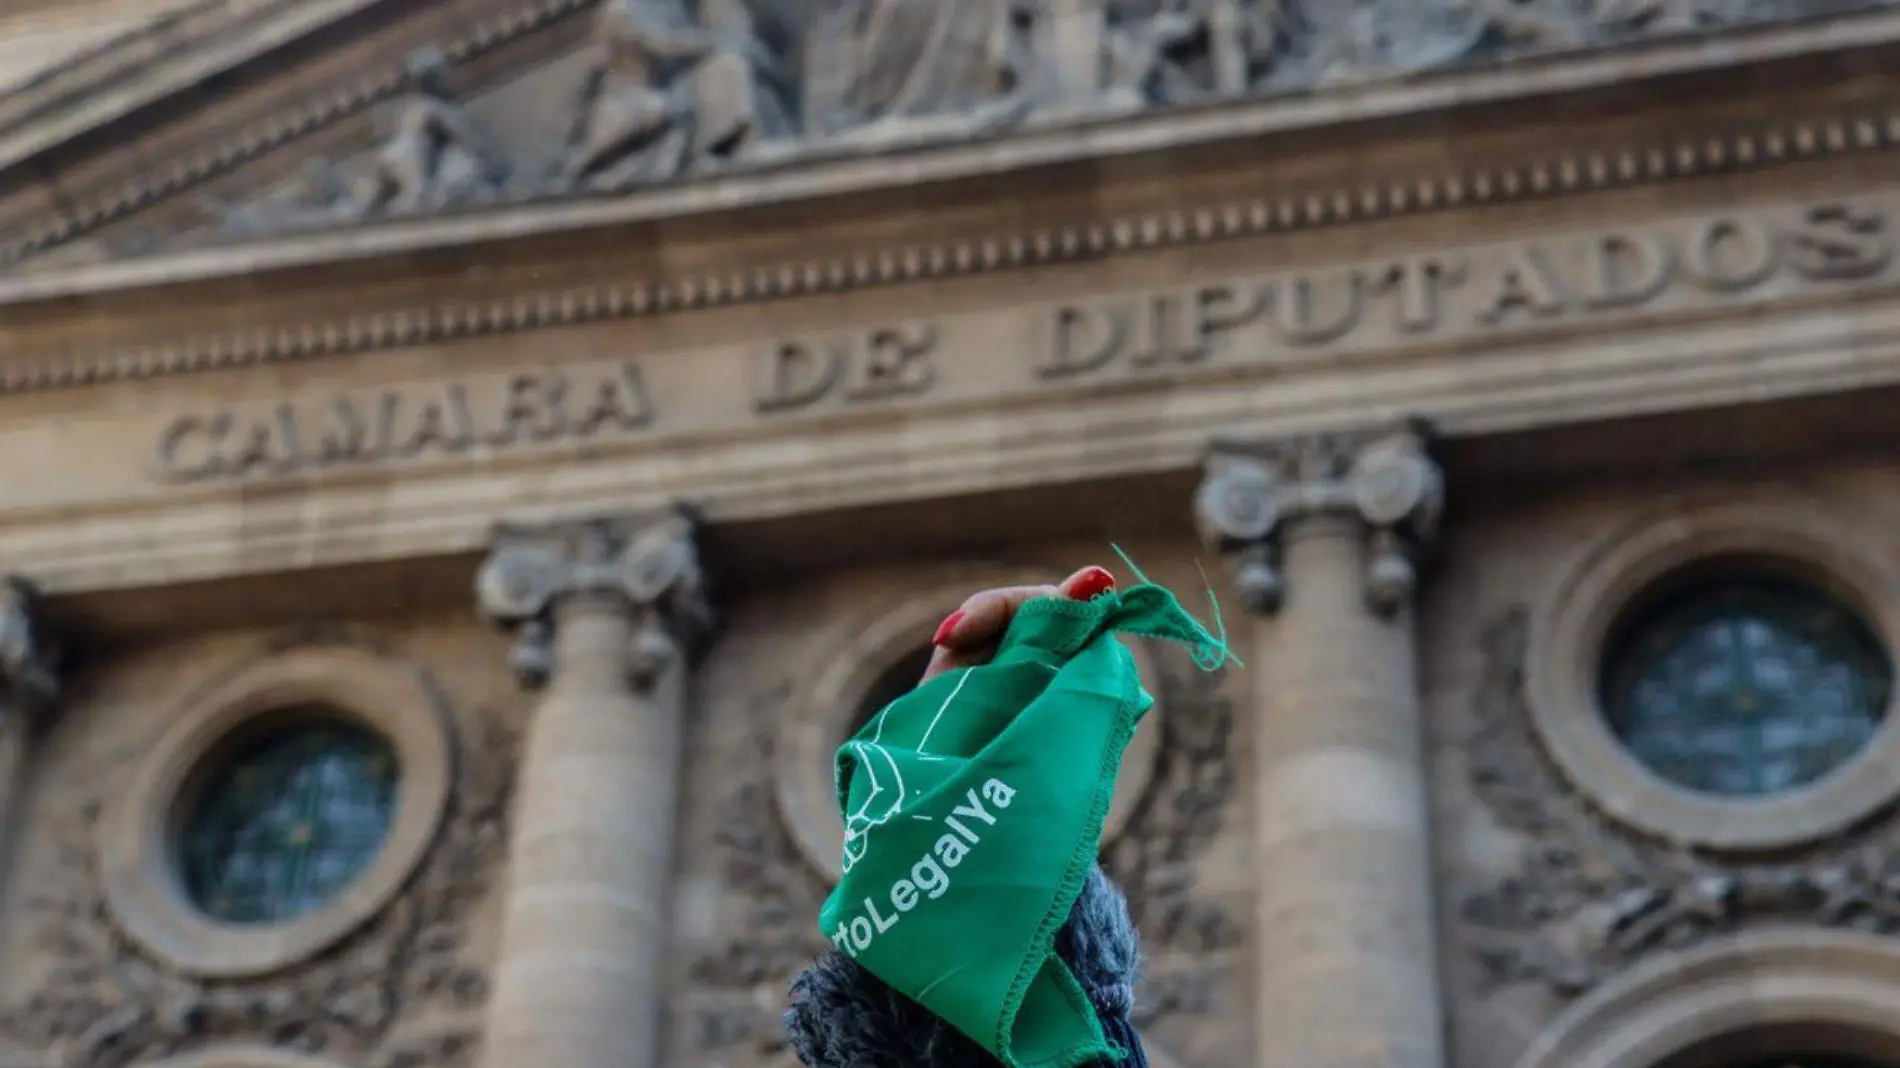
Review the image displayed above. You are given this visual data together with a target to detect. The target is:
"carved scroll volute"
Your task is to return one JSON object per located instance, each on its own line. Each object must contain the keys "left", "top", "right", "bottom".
{"left": 0, "top": 576, "right": 60, "bottom": 726}
{"left": 1350, "top": 425, "right": 1444, "bottom": 615}
{"left": 1193, "top": 453, "right": 1288, "bottom": 614}
{"left": 476, "top": 509, "right": 716, "bottom": 691}
{"left": 1196, "top": 421, "right": 1443, "bottom": 618}
{"left": 476, "top": 535, "right": 567, "bottom": 689}
{"left": 614, "top": 513, "right": 716, "bottom": 687}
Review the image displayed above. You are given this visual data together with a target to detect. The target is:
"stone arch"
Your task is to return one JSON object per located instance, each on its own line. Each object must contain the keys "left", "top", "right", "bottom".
{"left": 1514, "top": 927, "right": 1900, "bottom": 1068}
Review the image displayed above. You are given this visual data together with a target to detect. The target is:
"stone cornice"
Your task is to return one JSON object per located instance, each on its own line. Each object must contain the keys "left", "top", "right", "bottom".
{"left": 0, "top": 0, "right": 388, "bottom": 173}
{"left": 2, "top": 2, "right": 1897, "bottom": 287}
{"left": 0, "top": 91, "right": 1895, "bottom": 396}
{"left": 0, "top": 0, "right": 596, "bottom": 267}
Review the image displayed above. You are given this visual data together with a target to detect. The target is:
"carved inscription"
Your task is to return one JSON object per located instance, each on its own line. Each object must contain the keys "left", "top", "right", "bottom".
{"left": 755, "top": 322, "right": 939, "bottom": 414}
{"left": 147, "top": 198, "right": 1900, "bottom": 486}
{"left": 1040, "top": 202, "right": 1892, "bottom": 379}
{"left": 158, "top": 361, "right": 654, "bottom": 482}
{"left": 1044, "top": 284, "right": 1266, "bottom": 377}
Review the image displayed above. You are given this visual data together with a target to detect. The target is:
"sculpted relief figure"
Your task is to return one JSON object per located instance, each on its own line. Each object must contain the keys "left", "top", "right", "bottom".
{"left": 209, "top": 160, "right": 365, "bottom": 238}
{"left": 1296, "top": 2, "right": 1486, "bottom": 85}
{"left": 184, "top": 0, "right": 1873, "bottom": 245}
{"left": 207, "top": 49, "right": 510, "bottom": 237}
{"left": 1075, "top": 0, "right": 1228, "bottom": 112}
{"left": 1466, "top": 0, "right": 1780, "bottom": 54}
{"left": 556, "top": 0, "right": 792, "bottom": 191}
{"left": 1268, "top": 0, "right": 1798, "bottom": 88}
{"left": 1027, "top": 0, "right": 1300, "bottom": 118}
{"left": 1099, "top": 1, "right": 1208, "bottom": 108}
{"left": 802, "top": 0, "right": 1039, "bottom": 145}
{"left": 1189, "top": 0, "right": 1305, "bottom": 94}
{"left": 357, "top": 48, "right": 513, "bottom": 215}
{"left": 1067, "top": 0, "right": 1860, "bottom": 102}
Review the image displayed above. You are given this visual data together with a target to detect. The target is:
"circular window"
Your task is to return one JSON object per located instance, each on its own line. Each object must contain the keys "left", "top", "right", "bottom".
{"left": 1528, "top": 501, "right": 1900, "bottom": 851}
{"left": 1599, "top": 573, "right": 1892, "bottom": 798}
{"left": 103, "top": 644, "right": 454, "bottom": 979}
{"left": 179, "top": 717, "right": 401, "bottom": 925}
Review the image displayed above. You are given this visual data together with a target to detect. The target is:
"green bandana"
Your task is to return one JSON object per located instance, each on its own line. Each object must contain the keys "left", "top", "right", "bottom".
{"left": 819, "top": 575, "right": 1236, "bottom": 1068}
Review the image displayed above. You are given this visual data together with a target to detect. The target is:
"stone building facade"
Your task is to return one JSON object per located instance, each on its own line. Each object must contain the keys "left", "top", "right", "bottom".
{"left": 0, "top": 2, "right": 1898, "bottom": 1068}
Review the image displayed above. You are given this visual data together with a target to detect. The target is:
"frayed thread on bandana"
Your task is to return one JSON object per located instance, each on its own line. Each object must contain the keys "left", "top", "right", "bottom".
{"left": 1106, "top": 543, "right": 1243, "bottom": 674}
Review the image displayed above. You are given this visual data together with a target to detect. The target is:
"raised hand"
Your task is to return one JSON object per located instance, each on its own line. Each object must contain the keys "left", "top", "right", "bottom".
{"left": 919, "top": 565, "right": 1117, "bottom": 683}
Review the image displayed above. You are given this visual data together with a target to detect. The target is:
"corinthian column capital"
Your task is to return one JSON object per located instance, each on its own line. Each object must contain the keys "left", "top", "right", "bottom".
{"left": 476, "top": 507, "right": 716, "bottom": 690}
{"left": 1194, "top": 420, "right": 1443, "bottom": 617}
{"left": 0, "top": 577, "right": 59, "bottom": 726}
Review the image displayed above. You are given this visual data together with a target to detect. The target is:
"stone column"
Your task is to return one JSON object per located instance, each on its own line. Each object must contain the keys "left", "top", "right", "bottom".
{"left": 1194, "top": 422, "right": 1447, "bottom": 1068}
{"left": 474, "top": 509, "right": 715, "bottom": 1068}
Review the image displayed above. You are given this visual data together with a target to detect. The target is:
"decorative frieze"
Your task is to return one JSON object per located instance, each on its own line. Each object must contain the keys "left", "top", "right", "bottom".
{"left": 177, "top": 1, "right": 1900, "bottom": 240}
{"left": 6, "top": 0, "right": 1896, "bottom": 271}
{"left": 3, "top": 123, "right": 1896, "bottom": 392}
{"left": 555, "top": 0, "right": 794, "bottom": 190}
{"left": 218, "top": 48, "right": 516, "bottom": 236}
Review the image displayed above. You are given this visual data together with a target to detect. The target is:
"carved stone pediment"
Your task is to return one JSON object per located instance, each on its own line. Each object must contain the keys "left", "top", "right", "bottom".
{"left": 0, "top": 0, "right": 1893, "bottom": 271}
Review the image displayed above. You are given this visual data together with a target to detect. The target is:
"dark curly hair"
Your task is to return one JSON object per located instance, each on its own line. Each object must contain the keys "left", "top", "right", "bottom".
{"left": 782, "top": 865, "right": 1148, "bottom": 1068}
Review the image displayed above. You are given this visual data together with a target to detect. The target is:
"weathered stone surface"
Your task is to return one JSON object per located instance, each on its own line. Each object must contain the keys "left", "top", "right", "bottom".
{"left": 0, "top": 6, "right": 1894, "bottom": 1068}
{"left": 0, "top": 628, "right": 519, "bottom": 1068}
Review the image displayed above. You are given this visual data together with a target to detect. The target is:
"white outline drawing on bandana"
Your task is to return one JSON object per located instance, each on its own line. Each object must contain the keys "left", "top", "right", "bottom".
{"left": 839, "top": 670, "right": 970, "bottom": 873}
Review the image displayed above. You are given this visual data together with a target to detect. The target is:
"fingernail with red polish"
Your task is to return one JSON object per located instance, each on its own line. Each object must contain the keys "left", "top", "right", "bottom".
{"left": 1070, "top": 567, "right": 1116, "bottom": 601}
{"left": 932, "top": 611, "right": 966, "bottom": 647}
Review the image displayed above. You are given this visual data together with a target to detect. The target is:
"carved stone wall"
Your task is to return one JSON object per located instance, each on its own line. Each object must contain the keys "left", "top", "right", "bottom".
{"left": 1424, "top": 457, "right": 1900, "bottom": 1068}
{"left": 667, "top": 542, "right": 1255, "bottom": 1068}
{"left": 107, "top": 0, "right": 1898, "bottom": 252}
{"left": 0, "top": 619, "right": 528, "bottom": 1068}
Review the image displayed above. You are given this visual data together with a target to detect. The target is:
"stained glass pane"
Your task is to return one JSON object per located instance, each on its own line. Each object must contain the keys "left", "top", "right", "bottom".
{"left": 180, "top": 719, "right": 400, "bottom": 925}
{"left": 1599, "top": 575, "right": 1892, "bottom": 798}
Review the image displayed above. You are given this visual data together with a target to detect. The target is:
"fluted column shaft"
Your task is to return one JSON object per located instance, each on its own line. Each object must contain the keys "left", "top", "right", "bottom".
{"left": 1196, "top": 425, "right": 1446, "bottom": 1068}
{"left": 476, "top": 511, "right": 714, "bottom": 1068}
